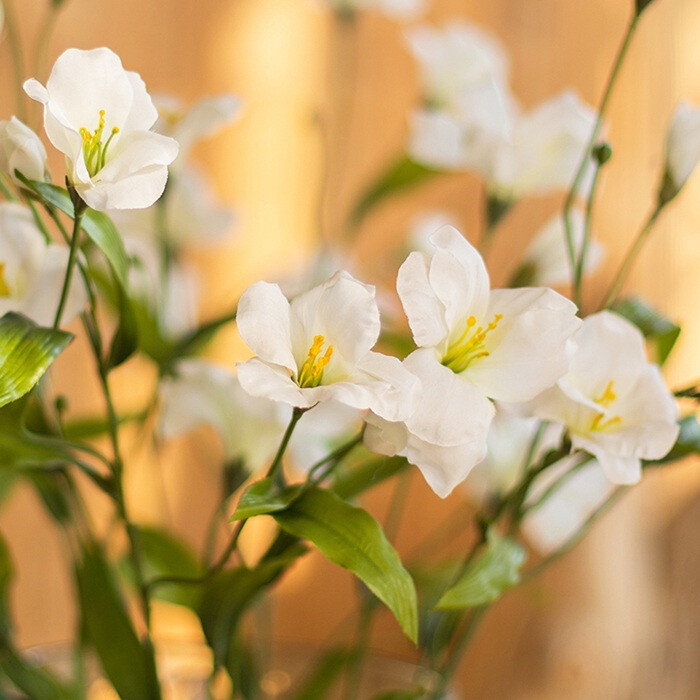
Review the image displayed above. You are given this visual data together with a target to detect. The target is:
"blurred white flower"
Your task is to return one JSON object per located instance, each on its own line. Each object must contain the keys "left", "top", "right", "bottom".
{"left": 407, "top": 210, "right": 462, "bottom": 254}
{"left": 155, "top": 94, "right": 241, "bottom": 166}
{"left": 24, "top": 47, "right": 179, "bottom": 210}
{"left": 516, "top": 209, "right": 604, "bottom": 287}
{"left": 325, "top": 0, "right": 425, "bottom": 19}
{"left": 0, "top": 202, "right": 86, "bottom": 326}
{"left": 488, "top": 91, "right": 597, "bottom": 200}
{"left": 364, "top": 226, "right": 580, "bottom": 498}
{"left": 160, "top": 359, "right": 362, "bottom": 472}
{"left": 531, "top": 311, "right": 679, "bottom": 484}
{"left": 664, "top": 101, "right": 700, "bottom": 196}
{"left": 237, "top": 270, "right": 418, "bottom": 420}
{"left": 0, "top": 116, "right": 49, "bottom": 186}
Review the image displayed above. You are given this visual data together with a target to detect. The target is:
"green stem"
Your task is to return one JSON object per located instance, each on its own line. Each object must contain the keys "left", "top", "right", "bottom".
{"left": 266, "top": 407, "right": 306, "bottom": 486}
{"left": 307, "top": 429, "right": 364, "bottom": 484}
{"left": 600, "top": 205, "right": 662, "bottom": 309}
{"left": 2, "top": 0, "right": 27, "bottom": 122}
{"left": 0, "top": 174, "right": 17, "bottom": 201}
{"left": 172, "top": 308, "right": 238, "bottom": 358}
{"left": 563, "top": 15, "right": 639, "bottom": 286}
{"left": 53, "top": 203, "right": 85, "bottom": 328}
{"left": 574, "top": 161, "right": 602, "bottom": 311}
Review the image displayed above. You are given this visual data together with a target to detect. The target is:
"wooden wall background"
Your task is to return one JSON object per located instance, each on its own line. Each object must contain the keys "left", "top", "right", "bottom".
{"left": 1, "top": 0, "right": 699, "bottom": 697}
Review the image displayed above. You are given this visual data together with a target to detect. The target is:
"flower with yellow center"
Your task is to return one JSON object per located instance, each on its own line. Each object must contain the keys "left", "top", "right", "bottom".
{"left": 24, "top": 47, "right": 178, "bottom": 210}
{"left": 236, "top": 270, "right": 419, "bottom": 421}
{"left": 532, "top": 312, "right": 679, "bottom": 484}
{"left": 364, "top": 225, "right": 580, "bottom": 498}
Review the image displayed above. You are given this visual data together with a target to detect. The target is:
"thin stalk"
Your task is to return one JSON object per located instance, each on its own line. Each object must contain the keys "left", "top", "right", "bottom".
{"left": 53, "top": 205, "right": 85, "bottom": 328}
{"left": 266, "top": 407, "right": 306, "bottom": 486}
{"left": 307, "top": 428, "right": 364, "bottom": 484}
{"left": 600, "top": 205, "right": 662, "bottom": 309}
{"left": 0, "top": 173, "right": 17, "bottom": 201}
{"left": 563, "top": 15, "right": 639, "bottom": 285}
{"left": 2, "top": 0, "right": 27, "bottom": 122}
{"left": 574, "top": 161, "right": 602, "bottom": 311}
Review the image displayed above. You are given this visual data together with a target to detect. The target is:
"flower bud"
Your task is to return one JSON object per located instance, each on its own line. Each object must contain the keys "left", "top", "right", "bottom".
{"left": 0, "top": 117, "right": 50, "bottom": 186}
{"left": 662, "top": 101, "right": 700, "bottom": 203}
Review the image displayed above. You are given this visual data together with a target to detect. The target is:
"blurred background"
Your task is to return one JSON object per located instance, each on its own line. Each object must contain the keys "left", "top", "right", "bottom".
{"left": 1, "top": 0, "right": 699, "bottom": 697}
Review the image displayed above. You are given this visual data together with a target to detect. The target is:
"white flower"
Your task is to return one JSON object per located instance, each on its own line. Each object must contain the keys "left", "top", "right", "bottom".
{"left": 110, "top": 166, "right": 235, "bottom": 249}
{"left": 154, "top": 94, "right": 241, "bottom": 165}
{"left": 522, "top": 454, "right": 613, "bottom": 554}
{"left": 0, "top": 117, "right": 49, "bottom": 186}
{"left": 160, "top": 359, "right": 363, "bottom": 472}
{"left": 364, "top": 226, "right": 580, "bottom": 498}
{"left": 664, "top": 101, "right": 700, "bottom": 195}
{"left": 0, "top": 202, "right": 86, "bottom": 326}
{"left": 24, "top": 47, "right": 179, "bottom": 211}
{"left": 407, "top": 210, "right": 462, "bottom": 254}
{"left": 488, "top": 91, "right": 597, "bottom": 200}
{"left": 531, "top": 311, "right": 679, "bottom": 484}
{"left": 516, "top": 209, "right": 604, "bottom": 287}
{"left": 236, "top": 270, "right": 418, "bottom": 420}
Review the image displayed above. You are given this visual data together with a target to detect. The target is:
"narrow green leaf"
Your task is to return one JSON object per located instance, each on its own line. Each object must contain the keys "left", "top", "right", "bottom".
{"left": 0, "top": 649, "right": 77, "bottom": 700}
{"left": 649, "top": 415, "right": 700, "bottom": 465}
{"left": 0, "top": 312, "right": 73, "bottom": 408}
{"left": 436, "top": 530, "right": 526, "bottom": 610}
{"left": 105, "top": 285, "right": 139, "bottom": 369}
{"left": 76, "top": 543, "right": 161, "bottom": 700}
{"left": 293, "top": 648, "right": 354, "bottom": 700}
{"left": 231, "top": 478, "right": 305, "bottom": 521}
{"left": 273, "top": 486, "right": 418, "bottom": 643}
{"left": 20, "top": 178, "right": 129, "bottom": 289}
{"left": 350, "top": 156, "right": 438, "bottom": 227}
{"left": 331, "top": 456, "right": 409, "bottom": 500}
{"left": 610, "top": 297, "right": 681, "bottom": 365}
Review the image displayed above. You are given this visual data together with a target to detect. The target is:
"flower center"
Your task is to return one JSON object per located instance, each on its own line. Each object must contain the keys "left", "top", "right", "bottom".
{"left": 80, "top": 109, "right": 120, "bottom": 177}
{"left": 0, "top": 263, "right": 11, "bottom": 297}
{"left": 591, "top": 380, "right": 622, "bottom": 432}
{"left": 297, "top": 334, "right": 333, "bottom": 388}
{"left": 442, "top": 313, "right": 502, "bottom": 373}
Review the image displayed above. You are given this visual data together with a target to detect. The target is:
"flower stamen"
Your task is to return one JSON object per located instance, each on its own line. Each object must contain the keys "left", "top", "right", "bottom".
{"left": 297, "top": 334, "right": 334, "bottom": 388}
{"left": 80, "top": 109, "right": 120, "bottom": 177}
{"left": 442, "top": 313, "right": 502, "bottom": 373}
{"left": 0, "top": 263, "right": 10, "bottom": 297}
{"left": 591, "top": 380, "right": 622, "bottom": 431}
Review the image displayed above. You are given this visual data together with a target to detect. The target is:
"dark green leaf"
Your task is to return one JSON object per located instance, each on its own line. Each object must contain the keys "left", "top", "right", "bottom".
{"left": 610, "top": 297, "right": 681, "bottom": 365}
{"left": 436, "top": 530, "right": 526, "bottom": 610}
{"left": 350, "top": 156, "right": 439, "bottom": 227}
{"left": 0, "top": 648, "right": 76, "bottom": 700}
{"left": 331, "top": 456, "right": 408, "bottom": 500}
{"left": 649, "top": 415, "right": 700, "bottom": 465}
{"left": 274, "top": 486, "right": 418, "bottom": 643}
{"left": 0, "top": 312, "right": 73, "bottom": 408}
{"left": 20, "top": 178, "right": 129, "bottom": 289}
{"left": 227, "top": 637, "right": 260, "bottom": 700}
{"left": 372, "top": 691, "right": 426, "bottom": 700}
{"left": 293, "top": 648, "right": 355, "bottom": 700}
{"left": 223, "top": 458, "right": 250, "bottom": 499}
{"left": 105, "top": 285, "right": 139, "bottom": 369}
{"left": 76, "top": 543, "right": 161, "bottom": 700}
{"left": 231, "top": 478, "right": 305, "bottom": 521}
{"left": 198, "top": 545, "right": 305, "bottom": 678}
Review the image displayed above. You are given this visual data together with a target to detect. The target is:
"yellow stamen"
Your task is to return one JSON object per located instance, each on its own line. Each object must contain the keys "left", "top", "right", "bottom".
{"left": 442, "top": 313, "right": 502, "bottom": 373}
{"left": 591, "top": 380, "right": 622, "bottom": 432}
{"left": 80, "top": 109, "right": 119, "bottom": 177}
{"left": 297, "top": 335, "right": 334, "bottom": 388}
{"left": 0, "top": 263, "right": 10, "bottom": 297}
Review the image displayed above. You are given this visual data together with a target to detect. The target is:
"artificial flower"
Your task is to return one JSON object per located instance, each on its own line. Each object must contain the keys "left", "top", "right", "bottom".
{"left": 513, "top": 208, "right": 604, "bottom": 287}
{"left": 364, "top": 226, "right": 580, "bottom": 498}
{"left": 0, "top": 202, "right": 86, "bottom": 326}
{"left": 531, "top": 311, "right": 679, "bottom": 484}
{"left": 236, "top": 270, "right": 419, "bottom": 420}
{"left": 0, "top": 116, "right": 49, "bottom": 186}
{"left": 24, "top": 47, "right": 179, "bottom": 210}
{"left": 663, "top": 101, "right": 700, "bottom": 197}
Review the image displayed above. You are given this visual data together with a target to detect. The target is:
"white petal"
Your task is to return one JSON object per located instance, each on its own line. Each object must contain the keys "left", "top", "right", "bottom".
{"left": 237, "top": 281, "right": 295, "bottom": 370}
{"left": 666, "top": 101, "right": 700, "bottom": 190}
{"left": 78, "top": 165, "right": 169, "bottom": 211}
{"left": 364, "top": 412, "right": 409, "bottom": 456}
{"left": 237, "top": 357, "right": 313, "bottom": 408}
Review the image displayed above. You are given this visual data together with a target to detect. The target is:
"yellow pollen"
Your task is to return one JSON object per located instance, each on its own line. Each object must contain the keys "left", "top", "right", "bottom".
{"left": 297, "top": 334, "right": 334, "bottom": 388}
{"left": 0, "top": 263, "right": 10, "bottom": 297}
{"left": 79, "top": 108, "right": 119, "bottom": 176}
{"left": 442, "top": 313, "right": 503, "bottom": 373}
{"left": 591, "top": 380, "right": 622, "bottom": 432}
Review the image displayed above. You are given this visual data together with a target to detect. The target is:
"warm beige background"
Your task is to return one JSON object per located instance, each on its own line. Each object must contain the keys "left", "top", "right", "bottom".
{"left": 1, "top": 0, "right": 699, "bottom": 697}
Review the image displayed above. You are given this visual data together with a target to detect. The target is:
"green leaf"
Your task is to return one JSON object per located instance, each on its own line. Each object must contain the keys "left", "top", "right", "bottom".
{"left": 198, "top": 545, "right": 306, "bottom": 679}
{"left": 105, "top": 284, "right": 139, "bottom": 369}
{"left": 76, "top": 542, "right": 161, "bottom": 700}
{"left": 273, "top": 486, "right": 418, "bottom": 643}
{"left": 0, "top": 312, "right": 73, "bottom": 409}
{"left": 231, "top": 478, "right": 305, "bottom": 521}
{"left": 610, "top": 297, "right": 681, "bottom": 365}
{"left": 331, "top": 456, "right": 409, "bottom": 500}
{"left": 130, "top": 527, "right": 203, "bottom": 609}
{"left": 20, "top": 178, "right": 129, "bottom": 290}
{"left": 436, "top": 530, "right": 526, "bottom": 610}
{"left": 350, "top": 156, "right": 439, "bottom": 227}
{"left": 293, "top": 648, "right": 355, "bottom": 700}
{"left": 649, "top": 415, "right": 700, "bottom": 465}
{"left": 372, "top": 691, "right": 426, "bottom": 700}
